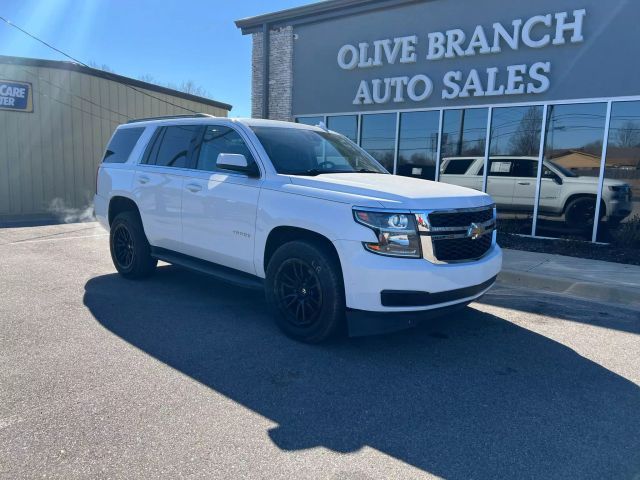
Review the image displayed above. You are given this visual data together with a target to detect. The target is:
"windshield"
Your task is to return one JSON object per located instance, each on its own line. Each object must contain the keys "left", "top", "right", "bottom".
{"left": 250, "top": 126, "right": 389, "bottom": 176}
{"left": 547, "top": 160, "right": 578, "bottom": 177}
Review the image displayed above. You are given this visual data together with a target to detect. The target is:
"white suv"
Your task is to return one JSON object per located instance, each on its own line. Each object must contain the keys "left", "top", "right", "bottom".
{"left": 95, "top": 115, "right": 501, "bottom": 342}
{"left": 439, "top": 156, "right": 633, "bottom": 228}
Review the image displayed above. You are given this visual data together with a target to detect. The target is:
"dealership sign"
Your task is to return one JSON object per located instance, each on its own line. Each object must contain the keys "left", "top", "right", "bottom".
{"left": 0, "top": 80, "right": 33, "bottom": 112}
{"left": 337, "top": 9, "right": 585, "bottom": 106}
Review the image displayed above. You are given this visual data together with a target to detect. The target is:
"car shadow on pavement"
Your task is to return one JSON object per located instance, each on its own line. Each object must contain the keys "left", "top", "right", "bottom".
{"left": 479, "top": 284, "right": 640, "bottom": 335}
{"left": 83, "top": 265, "right": 640, "bottom": 479}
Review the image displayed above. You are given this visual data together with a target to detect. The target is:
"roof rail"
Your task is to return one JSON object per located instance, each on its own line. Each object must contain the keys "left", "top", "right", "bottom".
{"left": 126, "top": 113, "right": 215, "bottom": 124}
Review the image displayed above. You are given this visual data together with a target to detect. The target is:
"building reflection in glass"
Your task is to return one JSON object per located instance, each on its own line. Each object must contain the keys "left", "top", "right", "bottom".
{"left": 360, "top": 113, "right": 397, "bottom": 172}
{"left": 596, "top": 101, "right": 639, "bottom": 243}
{"left": 438, "top": 108, "right": 488, "bottom": 191}
{"left": 535, "top": 103, "right": 607, "bottom": 239}
{"left": 327, "top": 115, "right": 358, "bottom": 143}
{"left": 296, "top": 116, "right": 324, "bottom": 127}
{"left": 397, "top": 111, "right": 440, "bottom": 180}
{"left": 485, "top": 106, "right": 543, "bottom": 235}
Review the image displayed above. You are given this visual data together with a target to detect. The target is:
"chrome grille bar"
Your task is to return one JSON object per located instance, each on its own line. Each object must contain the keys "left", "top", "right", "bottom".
{"left": 414, "top": 204, "right": 497, "bottom": 264}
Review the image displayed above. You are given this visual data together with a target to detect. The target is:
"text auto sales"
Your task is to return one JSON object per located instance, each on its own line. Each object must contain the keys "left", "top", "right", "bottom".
{"left": 337, "top": 9, "right": 586, "bottom": 105}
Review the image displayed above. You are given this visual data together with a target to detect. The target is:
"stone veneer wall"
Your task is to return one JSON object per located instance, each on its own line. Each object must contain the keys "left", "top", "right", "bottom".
{"left": 251, "top": 26, "right": 293, "bottom": 121}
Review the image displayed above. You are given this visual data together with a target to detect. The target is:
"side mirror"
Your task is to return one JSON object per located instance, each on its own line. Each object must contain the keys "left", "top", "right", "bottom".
{"left": 216, "top": 153, "right": 259, "bottom": 177}
{"left": 554, "top": 175, "right": 563, "bottom": 185}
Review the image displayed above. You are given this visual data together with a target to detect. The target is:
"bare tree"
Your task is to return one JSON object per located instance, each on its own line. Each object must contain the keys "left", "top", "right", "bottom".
{"left": 508, "top": 106, "right": 543, "bottom": 155}
{"left": 178, "top": 80, "right": 209, "bottom": 98}
{"left": 614, "top": 120, "right": 640, "bottom": 148}
{"left": 141, "top": 76, "right": 211, "bottom": 98}
{"left": 137, "top": 74, "right": 157, "bottom": 84}
{"left": 88, "top": 60, "right": 114, "bottom": 73}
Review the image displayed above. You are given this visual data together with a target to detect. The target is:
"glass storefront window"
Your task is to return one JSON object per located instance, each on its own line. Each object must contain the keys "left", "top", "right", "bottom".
{"left": 487, "top": 106, "right": 543, "bottom": 235}
{"left": 596, "top": 101, "right": 640, "bottom": 244}
{"left": 296, "top": 116, "right": 324, "bottom": 127}
{"left": 397, "top": 111, "right": 439, "bottom": 180}
{"left": 438, "top": 108, "right": 488, "bottom": 191}
{"left": 360, "top": 113, "right": 397, "bottom": 172}
{"left": 535, "top": 103, "right": 607, "bottom": 240}
{"left": 327, "top": 115, "right": 358, "bottom": 142}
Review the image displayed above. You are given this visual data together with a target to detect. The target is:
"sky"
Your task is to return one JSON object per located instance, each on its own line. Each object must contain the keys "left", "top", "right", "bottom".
{"left": 0, "top": 0, "right": 315, "bottom": 117}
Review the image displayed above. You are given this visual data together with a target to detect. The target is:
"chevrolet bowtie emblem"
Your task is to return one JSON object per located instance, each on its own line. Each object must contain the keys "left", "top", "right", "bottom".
{"left": 467, "top": 222, "right": 485, "bottom": 240}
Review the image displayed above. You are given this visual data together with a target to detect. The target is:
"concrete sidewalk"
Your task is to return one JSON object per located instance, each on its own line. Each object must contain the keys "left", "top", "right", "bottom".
{"left": 499, "top": 249, "right": 640, "bottom": 309}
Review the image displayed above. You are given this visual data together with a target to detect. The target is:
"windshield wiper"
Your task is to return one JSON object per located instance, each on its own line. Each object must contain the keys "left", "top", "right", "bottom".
{"left": 356, "top": 168, "right": 383, "bottom": 173}
{"left": 295, "top": 169, "right": 324, "bottom": 176}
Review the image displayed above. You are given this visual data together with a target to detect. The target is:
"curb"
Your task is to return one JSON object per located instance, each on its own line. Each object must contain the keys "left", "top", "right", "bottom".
{"left": 497, "top": 270, "right": 640, "bottom": 309}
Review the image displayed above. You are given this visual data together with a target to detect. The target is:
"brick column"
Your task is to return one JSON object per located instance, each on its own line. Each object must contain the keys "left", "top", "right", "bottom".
{"left": 251, "top": 26, "right": 293, "bottom": 121}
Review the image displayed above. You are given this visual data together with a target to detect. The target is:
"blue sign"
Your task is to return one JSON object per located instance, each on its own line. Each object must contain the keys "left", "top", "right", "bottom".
{"left": 0, "top": 80, "right": 33, "bottom": 112}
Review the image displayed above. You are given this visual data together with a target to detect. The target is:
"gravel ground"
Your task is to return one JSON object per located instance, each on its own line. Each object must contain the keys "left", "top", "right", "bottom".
{"left": 1, "top": 223, "right": 639, "bottom": 480}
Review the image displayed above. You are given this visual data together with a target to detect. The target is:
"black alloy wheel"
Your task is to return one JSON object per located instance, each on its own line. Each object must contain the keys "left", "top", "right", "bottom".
{"left": 274, "top": 258, "right": 323, "bottom": 327}
{"left": 265, "top": 240, "right": 345, "bottom": 343}
{"left": 565, "top": 197, "right": 601, "bottom": 231}
{"left": 109, "top": 211, "right": 157, "bottom": 279}
{"left": 112, "top": 223, "right": 135, "bottom": 269}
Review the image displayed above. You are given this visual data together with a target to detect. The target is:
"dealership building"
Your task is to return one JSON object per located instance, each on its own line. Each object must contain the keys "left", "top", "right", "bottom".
{"left": 0, "top": 56, "right": 231, "bottom": 224}
{"left": 237, "top": 0, "right": 640, "bottom": 244}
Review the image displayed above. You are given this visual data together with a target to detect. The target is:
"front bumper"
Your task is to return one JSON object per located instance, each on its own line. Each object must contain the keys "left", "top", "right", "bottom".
{"left": 346, "top": 297, "right": 476, "bottom": 337}
{"left": 333, "top": 239, "right": 502, "bottom": 312}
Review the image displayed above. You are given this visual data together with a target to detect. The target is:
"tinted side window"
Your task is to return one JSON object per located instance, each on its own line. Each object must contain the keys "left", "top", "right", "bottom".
{"left": 195, "top": 126, "right": 255, "bottom": 172}
{"left": 103, "top": 127, "right": 144, "bottom": 163}
{"left": 154, "top": 125, "right": 200, "bottom": 168}
{"left": 141, "top": 127, "right": 164, "bottom": 165}
{"left": 512, "top": 159, "right": 537, "bottom": 178}
{"left": 443, "top": 159, "right": 474, "bottom": 174}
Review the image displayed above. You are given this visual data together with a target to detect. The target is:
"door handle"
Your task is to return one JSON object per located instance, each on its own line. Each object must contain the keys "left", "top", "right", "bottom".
{"left": 138, "top": 175, "right": 150, "bottom": 184}
{"left": 185, "top": 183, "right": 202, "bottom": 193}
{"left": 517, "top": 181, "right": 531, "bottom": 185}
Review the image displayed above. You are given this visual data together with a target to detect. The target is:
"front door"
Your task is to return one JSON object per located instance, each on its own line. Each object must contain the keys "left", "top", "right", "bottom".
{"left": 180, "top": 124, "right": 262, "bottom": 275}
{"left": 511, "top": 158, "right": 539, "bottom": 210}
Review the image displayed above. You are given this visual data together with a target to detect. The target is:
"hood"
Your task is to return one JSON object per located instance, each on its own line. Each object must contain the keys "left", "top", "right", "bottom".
{"left": 563, "top": 176, "right": 630, "bottom": 188}
{"left": 287, "top": 173, "right": 492, "bottom": 210}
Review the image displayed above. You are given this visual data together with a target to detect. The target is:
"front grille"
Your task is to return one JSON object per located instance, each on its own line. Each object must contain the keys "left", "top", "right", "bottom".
{"left": 428, "top": 207, "right": 493, "bottom": 228}
{"left": 432, "top": 233, "right": 492, "bottom": 262}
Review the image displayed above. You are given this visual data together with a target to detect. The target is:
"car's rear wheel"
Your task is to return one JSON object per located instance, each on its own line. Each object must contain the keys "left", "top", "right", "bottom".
{"left": 110, "top": 211, "right": 157, "bottom": 279}
{"left": 265, "top": 240, "right": 345, "bottom": 343}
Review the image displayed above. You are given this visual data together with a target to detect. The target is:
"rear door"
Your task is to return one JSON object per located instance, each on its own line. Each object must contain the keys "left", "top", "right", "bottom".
{"left": 133, "top": 124, "right": 200, "bottom": 251}
{"left": 180, "top": 124, "right": 262, "bottom": 274}
{"left": 439, "top": 158, "right": 483, "bottom": 191}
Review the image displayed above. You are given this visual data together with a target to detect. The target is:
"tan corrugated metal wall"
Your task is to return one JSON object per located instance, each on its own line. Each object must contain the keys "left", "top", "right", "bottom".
{"left": 0, "top": 63, "right": 229, "bottom": 221}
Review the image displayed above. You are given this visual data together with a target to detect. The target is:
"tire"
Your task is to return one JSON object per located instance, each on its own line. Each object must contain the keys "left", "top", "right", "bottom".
{"left": 564, "top": 197, "right": 597, "bottom": 230}
{"left": 608, "top": 216, "right": 623, "bottom": 228}
{"left": 265, "top": 240, "right": 345, "bottom": 343}
{"left": 109, "top": 211, "right": 157, "bottom": 279}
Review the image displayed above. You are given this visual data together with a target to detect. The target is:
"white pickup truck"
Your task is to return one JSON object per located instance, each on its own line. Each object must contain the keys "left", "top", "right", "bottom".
{"left": 95, "top": 115, "right": 501, "bottom": 342}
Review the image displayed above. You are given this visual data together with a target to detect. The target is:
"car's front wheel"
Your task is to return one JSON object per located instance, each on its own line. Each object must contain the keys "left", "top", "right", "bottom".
{"left": 109, "top": 211, "right": 157, "bottom": 279}
{"left": 564, "top": 196, "right": 598, "bottom": 230}
{"left": 265, "top": 240, "right": 345, "bottom": 343}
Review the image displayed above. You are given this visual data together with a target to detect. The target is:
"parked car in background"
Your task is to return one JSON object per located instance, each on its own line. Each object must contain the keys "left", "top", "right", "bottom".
{"left": 439, "top": 156, "right": 633, "bottom": 228}
{"left": 95, "top": 115, "right": 501, "bottom": 342}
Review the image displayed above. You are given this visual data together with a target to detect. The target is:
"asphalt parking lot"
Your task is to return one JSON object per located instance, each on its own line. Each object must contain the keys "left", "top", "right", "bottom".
{"left": 1, "top": 223, "right": 639, "bottom": 480}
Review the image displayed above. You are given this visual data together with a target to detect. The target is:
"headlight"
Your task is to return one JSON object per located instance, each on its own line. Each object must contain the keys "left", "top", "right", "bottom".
{"left": 609, "top": 185, "right": 631, "bottom": 199}
{"left": 353, "top": 209, "right": 421, "bottom": 258}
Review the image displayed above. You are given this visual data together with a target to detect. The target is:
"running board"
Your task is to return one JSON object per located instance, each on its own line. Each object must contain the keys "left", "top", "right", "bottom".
{"left": 150, "top": 247, "right": 264, "bottom": 290}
